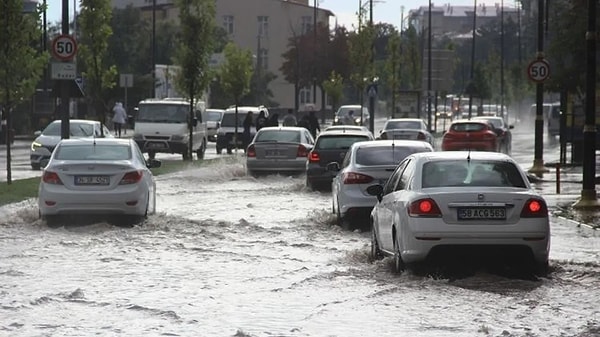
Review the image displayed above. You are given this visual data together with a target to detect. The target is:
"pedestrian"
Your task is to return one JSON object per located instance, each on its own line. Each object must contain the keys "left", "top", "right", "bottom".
{"left": 242, "top": 111, "right": 254, "bottom": 150}
{"left": 267, "top": 113, "right": 279, "bottom": 127}
{"left": 256, "top": 110, "right": 268, "bottom": 132}
{"left": 282, "top": 108, "right": 297, "bottom": 126}
{"left": 112, "top": 102, "right": 127, "bottom": 137}
{"left": 307, "top": 110, "right": 320, "bottom": 139}
{"left": 297, "top": 115, "right": 310, "bottom": 130}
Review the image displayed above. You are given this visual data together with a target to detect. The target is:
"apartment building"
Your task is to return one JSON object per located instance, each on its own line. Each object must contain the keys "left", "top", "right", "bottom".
{"left": 111, "top": 0, "right": 333, "bottom": 110}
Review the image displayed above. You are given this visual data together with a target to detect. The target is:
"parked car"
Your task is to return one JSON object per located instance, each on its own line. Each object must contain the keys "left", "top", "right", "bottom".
{"left": 441, "top": 119, "right": 499, "bottom": 152}
{"left": 329, "top": 140, "right": 434, "bottom": 230}
{"left": 472, "top": 116, "right": 514, "bottom": 155}
{"left": 30, "top": 119, "right": 113, "bottom": 170}
{"left": 246, "top": 126, "right": 314, "bottom": 176}
{"left": 38, "top": 138, "right": 161, "bottom": 227}
{"left": 436, "top": 105, "right": 453, "bottom": 119}
{"left": 367, "top": 151, "right": 550, "bottom": 275}
{"left": 306, "top": 129, "right": 375, "bottom": 190}
{"left": 378, "top": 118, "right": 435, "bottom": 148}
{"left": 206, "top": 108, "right": 225, "bottom": 142}
{"left": 332, "top": 105, "right": 370, "bottom": 126}
{"left": 216, "top": 106, "right": 269, "bottom": 154}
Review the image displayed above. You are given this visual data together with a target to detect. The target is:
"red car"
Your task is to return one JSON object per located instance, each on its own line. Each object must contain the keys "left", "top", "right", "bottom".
{"left": 441, "top": 119, "right": 498, "bottom": 152}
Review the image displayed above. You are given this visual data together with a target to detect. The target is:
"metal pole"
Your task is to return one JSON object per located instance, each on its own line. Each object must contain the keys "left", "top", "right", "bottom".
{"left": 368, "top": 0, "right": 375, "bottom": 134}
{"left": 501, "top": 0, "right": 505, "bottom": 123}
{"left": 313, "top": 0, "right": 317, "bottom": 108}
{"left": 529, "top": 0, "right": 548, "bottom": 174}
{"left": 574, "top": 0, "right": 598, "bottom": 207}
{"left": 4, "top": 1, "right": 12, "bottom": 183}
{"left": 427, "top": 0, "right": 432, "bottom": 130}
{"left": 468, "top": 0, "right": 477, "bottom": 119}
{"left": 60, "top": 0, "right": 70, "bottom": 140}
{"left": 152, "top": 0, "right": 156, "bottom": 98}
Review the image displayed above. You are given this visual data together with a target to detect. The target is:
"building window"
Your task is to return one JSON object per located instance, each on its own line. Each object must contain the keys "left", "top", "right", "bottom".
{"left": 301, "top": 16, "right": 313, "bottom": 34}
{"left": 258, "top": 16, "right": 269, "bottom": 37}
{"left": 223, "top": 15, "right": 234, "bottom": 34}
{"left": 299, "top": 87, "right": 312, "bottom": 104}
{"left": 259, "top": 48, "right": 268, "bottom": 71}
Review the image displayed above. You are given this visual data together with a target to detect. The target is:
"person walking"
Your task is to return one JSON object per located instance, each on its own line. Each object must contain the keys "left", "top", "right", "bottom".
{"left": 267, "top": 113, "right": 279, "bottom": 127}
{"left": 242, "top": 111, "right": 254, "bottom": 150}
{"left": 282, "top": 108, "right": 297, "bottom": 126}
{"left": 307, "top": 110, "right": 320, "bottom": 139}
{"left": 112, "top": 102, "right": 127, "bottom": 137}
{"left": 256, "top": 110, "right": 268, "bottom": 132}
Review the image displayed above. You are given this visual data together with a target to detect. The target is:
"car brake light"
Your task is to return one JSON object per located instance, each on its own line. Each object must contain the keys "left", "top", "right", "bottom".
{"left": 42, "top": 171, "right": 63, "bottom": 185}
{"left": 520, "top": 198, "right": 548, "bottom": 218}
{"left": 120, "top": 170, "right": 143, "bottom": 185}
{"left": 408, "top": 198, "right": 442, "bottom": 217}
{"left": 417, "top": 132, "right": 426, "bottom": 140}
{"left": 296, "top": 145, "right": 308, "bottom": 157}
{"left": 308, "top": 151, "right": 320, "bottom": 163}
{"left": 247, "top": 145, "right": 256, "bottom": 157}
{"left": 342, "top": 172, "right": 373, "bottom": 184}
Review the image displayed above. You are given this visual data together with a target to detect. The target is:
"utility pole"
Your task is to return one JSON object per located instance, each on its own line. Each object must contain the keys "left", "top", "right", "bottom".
{"left": 60, "top": 0, "right": 70, "bottom": 140}
{"left": 500, "top": 0, "right": 505, "bottom": 123}
{"left": 573, "top": 0, "right": 598, "bottom": 208}
{"left": 467, "top": 0, "right": 477, "bottom": 119}
{"left": 313, "top": 0, "right": 317, "bottom": 110}
{"left": 427, "top": 0, "right": 432, "bottom": 131}
{"left": 368, "top": 0, "right": 376, "bottom": 134}
{"left": 152, "top": 0, "right": 156, "bottom": 98}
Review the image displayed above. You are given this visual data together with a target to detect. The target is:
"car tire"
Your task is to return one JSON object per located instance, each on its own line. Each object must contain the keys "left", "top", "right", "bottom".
{"left": 148, "top": 151, "right": 156, "bottom": 160}
{"left": 336, "top": 202, "right": 352, "bottom": 231}
{"left": 216, "top": 146, "right": 222, "bottom": 155}
{"left": 370, "top": 225, "right": 383, "bottom": 261}
{"left": 393, "top": 236, "right": 405, "bottom": 274}
{"left": 227, "top": 146, "right": 233, "bottom": 155}
{"left": 533, "top": 260, "right": 549, "bottom": 277}
{"left": 196, "top": 140, "right": 206, "bottom": 160}
{"left": 31, "top": 163, "right": 41, "bottom": 170}
{"left": 44, "top": 215, "right": 61, "bottom": 228}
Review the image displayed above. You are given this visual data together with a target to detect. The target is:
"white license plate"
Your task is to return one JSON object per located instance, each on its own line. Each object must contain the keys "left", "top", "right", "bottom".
{"left": 147, "top": 142, "right": 167, "bottom": 149}
{"left": 75, "top": 175, "right": 109, "bottom": 185}
{"left": 458, "top": 207, "right": 506, "bottom": 220}
{"left": 265, "top": 150, "right": 281, "bottom": 156}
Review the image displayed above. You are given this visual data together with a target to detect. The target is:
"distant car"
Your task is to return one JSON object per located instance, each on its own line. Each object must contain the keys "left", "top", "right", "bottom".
{"left": 436, "top": 105, "right": 453, "bottom": 119}
{"left": 206, "top": 108, "right": 225, "bottom": 142}
{"left": 38, "top": 138, "right": 161, "bottom": 227}
{"left": 367, "top": 151, "right": 550, "bottom": 275}
{"left": 472, "top": 116, "right": 514, "bottom": 154}
{"left": 329, "top": 140, "right": 434, "bottom": 230}
{"left": 306, "top": 129, "right": 375, "bottom": 190}
{"left": 378, "top": 118, "right": 434, "bottom": 148}
{"left": 332, "top": 105, "right": 370, "bottom": 126}
{"left": 216, "top": 106, "right": 269, "bottom": 154}
{"left": 441, "top": 119, "right": 498, "bottom": 152}
{"left": 246, "top": 126, "right": 314, "bottom": 176}
{"left": 324, "top": 125, "right": 370, "bottom": 132}
{"left": 30, "top": 119, "right": 113, "bottom": 170}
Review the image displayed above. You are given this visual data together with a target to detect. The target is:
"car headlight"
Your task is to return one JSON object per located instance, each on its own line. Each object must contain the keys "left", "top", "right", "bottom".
{"left": 133, "top": 133, "right": 144, "bottom": 140}
{"left": 171, "top": 135, "right": 185, "bottom": 141}
{"left": 31, "top": 141, "right": 42, "bottom": 151}
{"left": 355, "top": 118, "right": 361, "bottom": 124}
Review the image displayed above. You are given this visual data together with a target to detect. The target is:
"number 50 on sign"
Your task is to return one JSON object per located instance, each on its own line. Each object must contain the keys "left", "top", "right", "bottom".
{"left": 51, "top": 35, "right": 78, "bottom": 61}
{"left": 527, "top": 59, "right": 550, "bottom": 83}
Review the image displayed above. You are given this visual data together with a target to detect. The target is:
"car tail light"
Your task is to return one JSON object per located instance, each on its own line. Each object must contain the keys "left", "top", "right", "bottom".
{"left": 520, "top": 198, "right": 548, "bottom": 218}
{"left": 483, "top": 133, "right": 497, "bottom": 141}
{"left": 120, "top": 170, "right": 143, "bottom": 185}
{"left": 417, "top": 132, "right": 426, "bottom": 140}
{"left": 342, "top": 172, "right": 373, "bottom": 184}
{"left": 247, "top": 145, "right": 256, "bottom": 157}
{"left": 308, "top": 151, "right": 320, "bottom": 163}
{"left": 296, "top": 145, "right": 308, "bottom": 157}
{"left": 42, "top": 171, "right": 63, "bottom": 185}
{"left": 408, "top": 198, "right": 442, "bottom": 217}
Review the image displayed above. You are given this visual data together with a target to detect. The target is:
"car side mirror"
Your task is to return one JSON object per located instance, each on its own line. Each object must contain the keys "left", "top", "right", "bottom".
{"left": 366, "top": 184, "right": 384, "bottom": 202}
{"left": 509, "top": 125, "right": 514, "bottom": 129}
{"left": 34, "top": 130, "right": 42, "bottom": 137}
{"left": 326, "top": 162, "right": 340, "bottom": 172}
{"left": 147, "top": 158, "right": 162, "bottom": 169}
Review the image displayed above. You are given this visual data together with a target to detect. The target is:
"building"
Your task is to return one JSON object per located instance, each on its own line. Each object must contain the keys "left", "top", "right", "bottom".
{"left": 111, "top": 0, "right": 333, "bottom": 110}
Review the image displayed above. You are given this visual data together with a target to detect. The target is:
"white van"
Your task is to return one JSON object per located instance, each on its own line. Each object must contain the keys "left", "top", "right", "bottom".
{"left": 133, "top": 98, "right": 208, "bottom": 160}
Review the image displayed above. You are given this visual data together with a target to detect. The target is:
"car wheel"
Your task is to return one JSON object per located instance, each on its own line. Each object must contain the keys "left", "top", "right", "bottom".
{"left": 393, "top": 236, "right": 405, "bottom": 274}
{"left": 227, "top": 146, "right": 233, "bottom": 155}
{"left": 31, "top": 163, "right": 41, "bottom": 170}
{"left": 44, "top": 215, "right": 61, "bottom": 228}
{"left": 216, "top": 146, "right": 222, "bottom": 155}
{"left": 148, "top": 151, "right": 156, "bottom": 160}
{"left": 306, "top": 177, "right": 315, "bottom": 191}
{"left": 182, "top": 151, "right": 191, "bottom": 160}
{"left": 370, "top": 225, "right": 383, "bottom": 261}
{"left": 197, "top": 140, "right": 206, "bottom": 160}
{"left": 336, "top": 202, "right": 352, "bottom": 230}
{"left": 533, "top": 259, "right": 549, "bottom": 277}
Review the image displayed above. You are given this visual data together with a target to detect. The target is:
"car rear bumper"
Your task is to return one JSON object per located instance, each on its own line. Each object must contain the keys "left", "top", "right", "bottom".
{"left": 306, "top": 166, "right": 335, "bottom": 185}
{"left": 247, "top": 158, "right": 307, "bottom": 172}
{"left": 442, "top": 141, "right": 496, "bottom": 152}
{"left": 135, "top": 140, "right": 189, "bottom": 154}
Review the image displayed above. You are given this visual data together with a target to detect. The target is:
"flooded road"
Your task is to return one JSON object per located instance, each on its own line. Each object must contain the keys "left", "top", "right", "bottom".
{"left": 2, "top": 152, "right": 600, "bottom": 337}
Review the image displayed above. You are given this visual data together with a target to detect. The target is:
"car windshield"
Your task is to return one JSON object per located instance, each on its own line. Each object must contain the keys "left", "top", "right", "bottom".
{"left": 220, "top": 112, "right": 257, "bottom": 127}
{"left": 54, "top": 144, "right": 132, "bottom": 161}
{"left": 137, "top": 104, "right": 188, "bottom": 123}
{"left": 478, "top": 118, "right": 503, "bottom": 128}
{"left": 336, "top": 107, "right": 368, "bottom": 118}
{"left": 422, "top": 160, "right": 526, "bottom": 188}
{"left": 356, "top": 146, "right": 428, "bottom": 166}
{"left": 255, "top": 130, "right": 300, "bottom": 143}
{"left": 450, "top": 122, "right": 486, "bottom": 132}
{"left": 206, "top": 110, "right": 223, "bottom": 121}
{"left": 385, "top": 121, "right": 422, "bottom": 130}
{"left": 43, "top": 122, "right": 95, "bottom": 137}
{"left": 316, "top": 135, "right": 370, "bottom": 150}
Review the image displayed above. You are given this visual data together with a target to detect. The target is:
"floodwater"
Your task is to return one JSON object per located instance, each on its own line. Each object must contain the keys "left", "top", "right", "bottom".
{"left": 1, "top": 155, "right": 600, "bottom": 337}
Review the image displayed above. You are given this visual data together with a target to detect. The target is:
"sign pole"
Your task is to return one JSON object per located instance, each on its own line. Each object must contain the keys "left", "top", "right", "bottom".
{"left": 60, "top": 0, "right": 70, "bottom": 140}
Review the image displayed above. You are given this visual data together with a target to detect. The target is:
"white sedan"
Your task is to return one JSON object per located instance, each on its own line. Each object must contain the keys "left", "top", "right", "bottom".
{"left": 38, "top": 138, "right": 161, "bottom": 227}
{"left": 368, "top": 151, "right": 550, "bottom": 276}
{"left": 329, "top": 140, "right": 433, "bottom": 230}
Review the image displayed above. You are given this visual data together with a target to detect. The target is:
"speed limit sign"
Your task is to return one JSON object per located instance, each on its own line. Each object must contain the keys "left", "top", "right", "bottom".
{"left": 51, "top": 35, "right": 78, "bottom": 61}
{"left": 527, "top": 59, "right": 550, "bottom": 83}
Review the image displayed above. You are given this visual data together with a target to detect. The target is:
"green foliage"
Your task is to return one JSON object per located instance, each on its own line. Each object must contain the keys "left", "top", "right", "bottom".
{"left": 78, "top": 0, "right": 118, "bottom": 125}
{"left": 0, "top": 177, "right": 40, "bottom": 206}
{"left": 220, "top": 42, "right": 254, "bottom": 104}
{"left": 384, "top": 33, "right": 401, "bottom": 116}
{"left": 322, "top": 71, "right": 344, "bottom": 112}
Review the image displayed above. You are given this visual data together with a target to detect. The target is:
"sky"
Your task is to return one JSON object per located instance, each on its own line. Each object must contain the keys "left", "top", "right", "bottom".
{"left": 45, "top": 0, "right": 518, "bottom": 29}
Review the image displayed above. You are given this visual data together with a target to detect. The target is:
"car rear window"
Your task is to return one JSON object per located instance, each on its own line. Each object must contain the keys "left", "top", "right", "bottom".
{"left": 356, "top": 146, "right": 430, "bottom": 166}
{"left": 255, "top": 130, "right": 300, "bottom": 143}
{"left": 384, "top": 121, "right": 422, "bottom": 130}
{"left": 422, "top": 160, "right": 526, "bottom": 188}
{"left": 54, "top": 144, "right": 132, "bottom": 161}
{"left": 43, "top": 123, "right": 95, "bottom": 137}
{"left": 450, "top": 122, "right": 486, "bottom": 132}
{"left": 316, "top": 135, "right": 370, "bottom": 150}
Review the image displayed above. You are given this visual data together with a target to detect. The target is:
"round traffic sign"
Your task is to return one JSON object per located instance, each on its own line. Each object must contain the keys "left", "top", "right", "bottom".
{"left": 51, "top": 35, "right": 78, "bottom": 61}
{"left": 527, "top": 59, "right": 550, "bottom": 83}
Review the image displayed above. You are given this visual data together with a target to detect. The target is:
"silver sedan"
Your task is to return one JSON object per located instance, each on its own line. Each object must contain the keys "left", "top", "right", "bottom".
{"left": 246, "top": 126, "right": 314, "bottom": 176}
{"left": 38, "top": 138, "right": 161, "bottom": 227}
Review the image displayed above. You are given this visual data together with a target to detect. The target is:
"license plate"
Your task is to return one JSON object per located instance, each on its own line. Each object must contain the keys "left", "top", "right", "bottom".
{"left": 75, "top": 175, "right": 109, "bottom": 185}
{"left": 457, "top": 207, "right": 506, "bottom": 220}
{"left": 147, "top": 142, "right": 167, "bottom": 149}
{"left": 265, "top": 150, "right": 281, "bottom": 156}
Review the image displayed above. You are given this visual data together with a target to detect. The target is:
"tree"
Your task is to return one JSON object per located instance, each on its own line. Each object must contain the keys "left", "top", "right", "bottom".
{"left": 348, "top": 14, "right": 375, "bottom": 109}
{"left": 384, "top": 33, "right": 401, "bottom": 117}
{"left": 219, "top": 42, "right": 253, "bottom": 152}
{"left": 0, "top": 0, "right": 48, "bottom": 184}
{"left": 321, "top": 71, "right": 344, "bottom": 118}
{"left": 78, "top": 0, "right": 118, "bottom": 136}
{"left": 172, "top": 0, "right": 216, "bottom": 160}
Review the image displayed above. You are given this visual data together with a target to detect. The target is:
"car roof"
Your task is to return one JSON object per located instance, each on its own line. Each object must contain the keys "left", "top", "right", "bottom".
{"left": 409, "top": 151, "right": 513, "bottom": 162}
{"left": 57, "top": 138, "right": 133, "bottom": 146}
{"left": 49, "top": 119, "right": 99, "bottom": 125}
{"left": 257, "top": 126, "right": 306, "bottom": 132}
{"left": 451, "top": 119, "right": 489, "bottom": 125}
{"left": 353, "top": 139, "right": 433, "bottom": 149}
{"left": 472, "top": 116, "right": 502, "bottom": 121}
{"left": 386, "top": 118, "right": 424, "bottom": 123}
{"left": 317, "top": 129, "right": 374, "bottom": 137}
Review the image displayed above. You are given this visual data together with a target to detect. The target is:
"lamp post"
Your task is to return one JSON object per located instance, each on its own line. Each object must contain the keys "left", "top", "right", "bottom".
{"left": 152, "top": 0, "right": 156, "bottom": 98}
{"left": 60, "top": 0, "right": 70, "bottom": 140}
{"left": 313, "top": 0, "right": 317, "bottom": 109}
{"left": 467, "top": 0, "right": 477, "bottom": 119}
{"left": 427, "top": 0, "right": 432, "bottom": 131}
